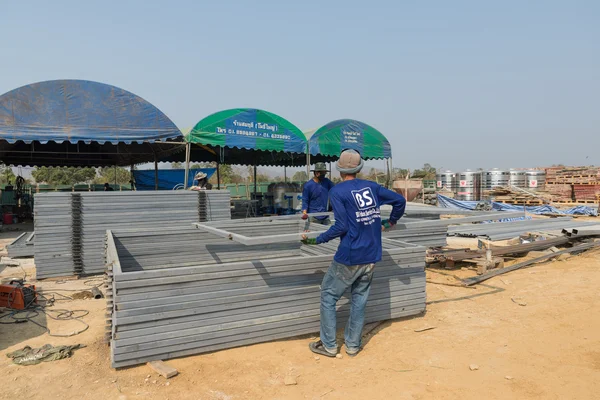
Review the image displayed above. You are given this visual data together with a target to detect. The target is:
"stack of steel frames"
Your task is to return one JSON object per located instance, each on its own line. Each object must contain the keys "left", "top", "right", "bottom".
{"left": 448, "top": 217, "right": 600, "bottom": 241}
{"left": 383, "top": 218, "right": 448, "bottom": 248}
{"left": 198, "top": 190, "right": 232, "bottom": 221}
{"left": 6, "top": 232, "right": 35, "bottom": 258}
{"left": 34, "top": 191, "right": 231, "bottom": 279}
{"left": 34, "top": 193, "right": 75, "bottom": 279}
{"left": 105, "top": 227, "right": 426, "bottom": 368}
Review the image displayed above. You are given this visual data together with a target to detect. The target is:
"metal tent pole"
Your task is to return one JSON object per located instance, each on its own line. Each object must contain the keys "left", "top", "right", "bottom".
{"left": 306, "top": 143, "right": 310, "bottom": 177}
{"left": 253, "top": 164, "right": 257, "bottom": 196}
{"left": 130, "top": 164, "right": 135, "bottom": 191}
{"left": 183, "top": 142, "right": 191, "bottom": 189}
{"left": 154, "top": 155, "right": 159, "bottom": 191}
{"left": 217, "top": 161, "right": 221, "bottom": 189}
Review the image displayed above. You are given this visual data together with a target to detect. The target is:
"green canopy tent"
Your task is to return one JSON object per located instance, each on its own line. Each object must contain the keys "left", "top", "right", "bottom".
{"left": 185, "top": 108, "right": 307, "bottom": 190}
{"left": 307, "top": 119, "right": 393, "bottom": 185}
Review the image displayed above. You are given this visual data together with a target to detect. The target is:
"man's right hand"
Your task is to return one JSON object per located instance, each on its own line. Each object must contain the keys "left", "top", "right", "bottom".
{"left": 301, "top": 211, "right": 308, "bottom": 220}
{"left": 381, "top": 219, "right": 395, "bottom": 231}
{"left": 301, "top": 234, "right": 317, "bottom": 245}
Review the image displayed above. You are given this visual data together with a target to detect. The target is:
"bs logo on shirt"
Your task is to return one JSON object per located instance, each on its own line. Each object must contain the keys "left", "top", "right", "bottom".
{"left": 352, "top": 188, "right": 377, "bottom": 210}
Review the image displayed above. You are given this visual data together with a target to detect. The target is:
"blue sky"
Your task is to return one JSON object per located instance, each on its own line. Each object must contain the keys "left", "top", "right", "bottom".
{"left": 1, "top": 0, "right": 599, "bottom": 173}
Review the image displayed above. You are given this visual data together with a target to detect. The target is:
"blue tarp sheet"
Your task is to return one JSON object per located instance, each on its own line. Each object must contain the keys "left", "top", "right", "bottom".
{"left": 133, "top": 168, "right": 216, "bottom": 191}
{"left": 437, "top": 194, "right": 598, "bottom": 217}
{"left": 0, "top": 80, "right": 181, "bottom": 144}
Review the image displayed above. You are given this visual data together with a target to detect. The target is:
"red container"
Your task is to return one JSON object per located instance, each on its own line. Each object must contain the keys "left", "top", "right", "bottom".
{"left": 3, "top": 213, "right": 13, "bottom": 225}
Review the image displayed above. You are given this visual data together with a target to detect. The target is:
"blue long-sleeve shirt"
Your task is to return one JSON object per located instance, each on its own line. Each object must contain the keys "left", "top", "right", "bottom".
{"left": 316, "top": 179, "right": 406, "bottom": 266}
{"left": 302, "top": 178, "right": 334, "bottom": 220}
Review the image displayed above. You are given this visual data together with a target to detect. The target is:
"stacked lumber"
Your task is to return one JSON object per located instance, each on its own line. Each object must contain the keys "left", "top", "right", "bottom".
{"left": 483, "top": 186, "right": 546, "bottom": 205}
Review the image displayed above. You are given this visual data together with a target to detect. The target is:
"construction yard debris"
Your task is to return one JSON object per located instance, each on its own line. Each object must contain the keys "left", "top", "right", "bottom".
{"left": 6, "top": 344, "right": 86, "bottom": 366}
{"left": 6, "top": 232, "right": 34, "bottom": 258}
{"left": 462, "top": 240, "right": 600, "bottom": 286}
{"left": 147, "top": 361, "right": 178, "bottom": 379}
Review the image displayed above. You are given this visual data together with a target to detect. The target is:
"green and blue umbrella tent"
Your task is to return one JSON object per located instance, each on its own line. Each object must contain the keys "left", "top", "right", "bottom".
{"left": 187, "top": 108, "right": 307, "bottom": 165}
{"left": 309, "top": 119, "right": 391, "bottom": 160}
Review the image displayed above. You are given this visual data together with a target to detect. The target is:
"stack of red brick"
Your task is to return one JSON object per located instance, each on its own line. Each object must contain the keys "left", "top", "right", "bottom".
{"left": 545, "top": 166, "right": 600, "bottom": 203}
{"left": 573, "top": 185, "right": 600, "bottom": 201}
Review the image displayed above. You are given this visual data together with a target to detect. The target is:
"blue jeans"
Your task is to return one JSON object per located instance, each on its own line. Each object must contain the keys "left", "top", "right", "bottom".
{"left": 320, "top": 260, "right": 375, "bottom": 353}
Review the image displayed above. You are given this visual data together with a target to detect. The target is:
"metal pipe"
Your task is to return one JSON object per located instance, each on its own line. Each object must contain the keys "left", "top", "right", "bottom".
{"left": 91, "top": 286, "right": 104, "bottom": 299}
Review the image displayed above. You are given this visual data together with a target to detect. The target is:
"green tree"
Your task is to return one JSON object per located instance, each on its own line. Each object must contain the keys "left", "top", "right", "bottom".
{"left": 208, "top": 164, "right": 244, "bottom": 184}
{"left": 171, "top": 162, "right": 183, "bottom": 169}
{"left": 0, "top": 164, "right": 16, "bottom": 184}
{"left": 94, "top": 167, "right": 130, "bottom": 185}
{"left": 411, "top": 163, "right": 436, "bottom": 179}
{"left": 190, "top": 162, "right": 213, "bottom": 169}
{"left": 392, "top": 168, "right": 410, "bottom": 180}
{"left": 256, "top": 173, "right": 271, "bottom": 182}
{"left": 32, "top": 167, "right": 97, "bottom": 185}
{"left": 292, "top": 171, "right": 308, "bottom": 182}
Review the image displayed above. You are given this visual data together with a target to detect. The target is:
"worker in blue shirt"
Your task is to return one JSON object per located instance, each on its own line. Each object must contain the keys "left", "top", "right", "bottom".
{"left": 301, "top": 162, "right": 335, "bottom": 225}
{"left": 302, "top": 149, "right": 406, "bottom": 357}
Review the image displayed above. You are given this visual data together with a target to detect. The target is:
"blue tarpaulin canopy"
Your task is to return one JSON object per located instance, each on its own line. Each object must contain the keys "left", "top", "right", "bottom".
{"left": 0, "top": 79, "right": 181, "bottom": 143}
{"left": 133, "top": 168, "right": 216, "bottom": 191}
{"left": 0, "top": 80, "right": 194, "bottom": 167}
{"left": 437, "top": 194, "right": 598, "bottom": 216}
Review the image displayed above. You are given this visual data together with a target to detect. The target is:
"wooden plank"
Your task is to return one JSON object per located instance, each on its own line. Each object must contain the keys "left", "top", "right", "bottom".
{"left": 463, "top": 241, "right": 600, "bottom": 286}
{"left": 147, "top": 360, "right": 178, "bottom": 379}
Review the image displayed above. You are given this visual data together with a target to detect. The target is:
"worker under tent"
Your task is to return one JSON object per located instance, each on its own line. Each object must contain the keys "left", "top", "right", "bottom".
{"left": 182, "top": 108, "right": 309, "bottom": 217}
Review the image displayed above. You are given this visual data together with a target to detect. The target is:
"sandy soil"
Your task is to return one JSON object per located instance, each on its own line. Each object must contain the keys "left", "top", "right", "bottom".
{"left": 1, "top": 227, "right": 599, "bottom": 400}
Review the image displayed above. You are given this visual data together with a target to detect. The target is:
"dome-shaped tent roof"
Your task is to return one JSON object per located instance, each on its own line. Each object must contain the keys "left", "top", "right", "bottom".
{"left": 186, "top": 108, "right": 307, "bottom": 166}
{"left": 0, "top": 79, "right": 181, "bottom": 144}
{"left": 309, "top": 119, "right": 391, "bottom": 160}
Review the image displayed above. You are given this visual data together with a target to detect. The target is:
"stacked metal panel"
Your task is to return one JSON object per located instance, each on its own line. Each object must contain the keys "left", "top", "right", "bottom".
{"left": 448, "top": 217, "right": 600, "bottom": 241}
{"left": 34, "top": 193, "right": 75, "bottom": 279}
{"left": 79, "top": 192, "right": 205, "bottom": 275}
{"left": 383, "top": 218, "right": 448, "bottom": 248}
{"left": 106, "top": 228, "right": 426, "bottom": 368}
{"left": 198, "top": 190, "right": 232, "bottom": 222}
{"left": 6, "top": 232, "right": 35, "bottom": 258}
{"left": 34, "top": 191, "right": 231, "bottom": 279}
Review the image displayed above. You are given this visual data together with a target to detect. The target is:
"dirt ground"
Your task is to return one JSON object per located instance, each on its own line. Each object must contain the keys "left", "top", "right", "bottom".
{"left": 1, "top": 226, "right": 599, "bottom": 400}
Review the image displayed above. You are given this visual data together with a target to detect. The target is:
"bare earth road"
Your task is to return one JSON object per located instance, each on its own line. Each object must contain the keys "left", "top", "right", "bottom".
{"left": 1, "top": 230, "right": 599, "bottom": 400}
